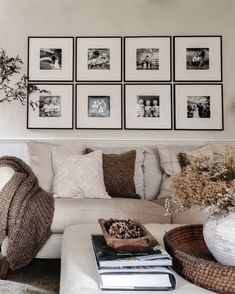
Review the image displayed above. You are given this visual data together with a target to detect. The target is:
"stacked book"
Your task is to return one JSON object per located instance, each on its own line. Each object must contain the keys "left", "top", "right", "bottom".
{"left": 91, "top": 234, "right": 176, "bottom": 291}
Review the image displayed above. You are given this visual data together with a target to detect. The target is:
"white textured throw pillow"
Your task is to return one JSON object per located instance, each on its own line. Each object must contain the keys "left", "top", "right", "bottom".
{"left": 52, "top": 150, "right": 111, "bottom": 199}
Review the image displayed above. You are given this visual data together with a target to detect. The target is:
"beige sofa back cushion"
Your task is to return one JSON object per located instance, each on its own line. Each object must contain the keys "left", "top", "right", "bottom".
{"left": 27, "top": 141, "right": 86, "bottom": 192}
{"left": 142, "top": 147, "right": 163, "bottom": 200}
{"left": 157, "top": 144, "right": 214, "bottom": 199}
{"left": 212, "top": 143, "right": 235, "bottom": 157}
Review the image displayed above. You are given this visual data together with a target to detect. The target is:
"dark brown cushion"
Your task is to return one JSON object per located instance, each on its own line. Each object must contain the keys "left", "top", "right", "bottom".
{"left": 178, "top": 152, "right": 191, "bottom": 169}
{"left": 85, "top": 148, "right": 140, "bottom": 199}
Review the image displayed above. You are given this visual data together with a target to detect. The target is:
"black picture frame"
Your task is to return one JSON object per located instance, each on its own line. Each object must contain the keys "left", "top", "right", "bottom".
{"left": 124, "top": 36, "right": 172, "bottom": 82}
{"left": 174, "top": 83, "right": 224, "bottom": 131}
{"left": 76, "top": 36, "right": 122, "bottom": 82}
{"left": 124, "top": 83, "right": 173, "bottom": 130}
{"left": 28, "top": 36, "right": 74, "bottom": 82}
{"left": 75, "top": 83, "right": 123, "bottom": 129}
{"left": 27, "top": 83, "right": 74, "bottom": 129}
{"left": 173, "top": 35, "right": 223, "bottom": 82}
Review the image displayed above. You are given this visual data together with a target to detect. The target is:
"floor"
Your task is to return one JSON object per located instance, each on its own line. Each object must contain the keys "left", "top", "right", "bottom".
{"left": 0, "top": 258, "right": 60, "bottom": 294}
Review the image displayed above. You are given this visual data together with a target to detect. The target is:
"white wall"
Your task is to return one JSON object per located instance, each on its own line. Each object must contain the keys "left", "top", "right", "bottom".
{"left": 0, "top": 0, "right": 235, "bottom": 141}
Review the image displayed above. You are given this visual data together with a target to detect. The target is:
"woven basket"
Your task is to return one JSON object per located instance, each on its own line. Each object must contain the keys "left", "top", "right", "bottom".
{"left": 164, "top": 225, "right": 235, "bottom": 294}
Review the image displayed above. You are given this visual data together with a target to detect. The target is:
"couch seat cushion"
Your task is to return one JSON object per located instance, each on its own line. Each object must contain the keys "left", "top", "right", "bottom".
{"left": 51, "top": 198, "right": 170, "bottom": 233}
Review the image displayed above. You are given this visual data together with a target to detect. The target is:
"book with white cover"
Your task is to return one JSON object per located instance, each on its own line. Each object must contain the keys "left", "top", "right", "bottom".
{"left": 98, "top": 267, "right": 176, "bottom": 290}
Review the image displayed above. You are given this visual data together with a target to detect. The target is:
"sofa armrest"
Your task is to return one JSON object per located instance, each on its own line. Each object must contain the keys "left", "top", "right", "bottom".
{"left": 0, "top": 167, "right": 15, "bottom": 191}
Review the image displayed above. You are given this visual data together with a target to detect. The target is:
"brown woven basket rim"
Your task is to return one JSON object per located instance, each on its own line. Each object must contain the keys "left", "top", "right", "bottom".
{"left": 164, "top": 224, "right": 234, "bottom": 269}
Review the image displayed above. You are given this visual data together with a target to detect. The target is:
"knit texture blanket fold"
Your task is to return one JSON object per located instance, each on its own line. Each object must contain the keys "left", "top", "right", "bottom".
{"left": 0, "top": 156, "right": 54, "bottom": 271}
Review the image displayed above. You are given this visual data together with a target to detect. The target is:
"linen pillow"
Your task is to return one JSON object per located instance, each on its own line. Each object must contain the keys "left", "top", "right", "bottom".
{"left": 212, "top": 143, "right": 235, "bottom": 158}
{"left": 85, "top": 146, "right": 145, "bottom": 199}
{"left": 52, "top": 150, "right": 110, "bottom": 199}
{"left": 27, "top": 141, "right": 86, "bottom": 192}
{"left": 142, "top": 146, "right": 163, "bottom": 200}
{"left": 86, "top": 148, "right": 140, "bottom": 199}
{"left": 157, "top": 144, "right": 214, "bottom": 199}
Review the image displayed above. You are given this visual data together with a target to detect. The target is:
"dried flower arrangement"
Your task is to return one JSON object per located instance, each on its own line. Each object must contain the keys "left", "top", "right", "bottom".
{"left": 166, "top": 152, "right": 235, "bottom": 218}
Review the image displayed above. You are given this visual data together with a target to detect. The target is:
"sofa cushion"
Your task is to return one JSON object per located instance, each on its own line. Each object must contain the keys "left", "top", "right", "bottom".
{"left": 157, "top": 144, "right": 214, "bottom": 199}
{"left": 86, "top": 146, "right": 144, "bottom": 199}
{"left": 52, "top": 150, "right": 110, "bottom": 199}
{"left": 51, "top": 198, "right": 171, "bottom": 233}
{"left": 142, "top": 147, "right": 163, "bottom": 200}
{"left": 86, "top": 149, "right": 140, "bottom": 199}
{"left": 153, "top": 198, "right": 208, "bottom": 225}
{"left": 27, "top": 141, "right": 86, "bottom": 192}
{"left": 1, "top": 234, "right": 62, "bottom": 259}
{"left": 0, "top": 166, "right": 15, "bottom": 191}
{"left": 171, "top": 208, "right": 209, "bottom": 225}
{"left": 212, "top": 143, "right": 235, "bottom": 157}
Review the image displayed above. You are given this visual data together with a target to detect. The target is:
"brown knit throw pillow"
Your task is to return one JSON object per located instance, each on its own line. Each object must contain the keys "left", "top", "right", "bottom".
{"left": 85, "top": 149, "right": 140, "bottom": 199}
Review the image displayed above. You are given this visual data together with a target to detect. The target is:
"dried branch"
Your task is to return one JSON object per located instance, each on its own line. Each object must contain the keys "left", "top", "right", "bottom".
{"left": 0, "top": 48, "right": 48, "bottom": 108}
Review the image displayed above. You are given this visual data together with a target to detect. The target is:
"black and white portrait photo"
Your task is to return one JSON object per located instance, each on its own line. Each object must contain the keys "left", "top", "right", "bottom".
{"left": 137, "top": 95, "right": 160, "bottom": 117}
{"left": 187, "top": 96, "right": 210, "bottom": 118}
{"left": 87, "top": 48, "right": 110, "bottom": 70}
{"left": 39, "top": 96, "right": 61, "bottom": 117}
{"left": 186, "top": 48, "right": 209, "bottom": 70}
{"left": 136, "top": 48, "right": 159, "bottom": 70}
{"left": 88, "top": 96, "right": 110, "bottom": 117}
{"left": 40, "top": 48, "right": 62, "bottom": 70}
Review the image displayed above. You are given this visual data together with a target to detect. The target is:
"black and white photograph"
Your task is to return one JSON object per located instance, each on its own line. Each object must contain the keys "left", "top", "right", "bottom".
{"left": 187, "top": 96, "right": 210, "bottom": 118}
{"left": 174, "top": 36, "right": 222, "bottom": 81}
{"left": 186, "top": 48, "right": 209, "bottom": 70}
{"left": 137, "top": 95, "right": 160, "bottom": 117}
{"left": 39, "top": 95, "right": 61, "bottom": 117}
{"left": 76, "top": 84, "right": 122, "bottom": 129}
{"left": 136, "top": 48, "right": 159, "bottom": 70}
{"left": 76, "top": 37, "right": 122, "bottom": 81}
{"left": 27, "top": 84, "right": 74, "bottom": 129}
{"left": 88, "top": 96, "right": 110, "bottom": 117}
{"left": 88, "top": 48, "right": 110, "bottom": 70}
{"left": 174, "top": 84, "right": 223, "bottom": 130}
{"left": 125, "top": 37, "right": 171, "bottom": 81}
{"left": 28, "top": 37, "right": 74, "bottom": 82}
{"left": 40, "top": 48, "right": 62, "bottom": 70}
{"left": 124, "top": 84, "right": 172, "bottom": 130}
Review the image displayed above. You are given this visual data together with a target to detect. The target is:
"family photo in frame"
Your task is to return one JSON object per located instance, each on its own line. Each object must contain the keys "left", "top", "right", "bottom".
{"left": 28, "top": 37, "right": 74, "bottom": 82}
{"left": 76, "top": 37, "right": 122, "bottom": 82}
{"left": 124, "top": 84, "right": 172, "bottom": 130}
{"left": 174, "top": 84, "right": 223, "bottom": 130}
{"left": 76, "top": 84, "right": 122, "bottom": 129}
{"left": 27, "top": 84, "right": 74, "bottom": 129}
{"left": 124, "top": 36, "right": 172, "bottom": 82}
{"left": 174, "top": 36, "right": 222, "bottom": 82}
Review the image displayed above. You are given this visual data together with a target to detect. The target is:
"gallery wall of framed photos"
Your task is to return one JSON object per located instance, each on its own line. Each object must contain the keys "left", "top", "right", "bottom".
{"left": 27, "top": 35, "right": 223, "bottom": 131}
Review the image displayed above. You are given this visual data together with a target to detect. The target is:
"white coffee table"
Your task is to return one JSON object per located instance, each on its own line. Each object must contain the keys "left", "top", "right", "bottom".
{"left": 60, "top": 223, "right": 215, "bottom": 294}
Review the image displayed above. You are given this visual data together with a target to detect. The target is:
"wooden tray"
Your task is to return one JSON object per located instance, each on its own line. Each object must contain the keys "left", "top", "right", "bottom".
{"left": 164, "top": 225, "right": 235, "bottom": 294}
{"left": 98, "top": 218, "right": 157, "bottom": 252}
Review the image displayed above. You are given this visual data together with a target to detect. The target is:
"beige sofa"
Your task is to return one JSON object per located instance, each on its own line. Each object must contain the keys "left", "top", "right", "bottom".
{"left": 2, "top": 141, "right": 229, "bottom": 260}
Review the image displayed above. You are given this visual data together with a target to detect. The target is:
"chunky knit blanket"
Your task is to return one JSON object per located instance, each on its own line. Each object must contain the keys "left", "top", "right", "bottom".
{"left": 0, "top": 156, "right": 54, "bottom": 271}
